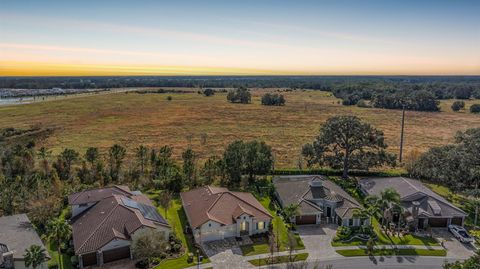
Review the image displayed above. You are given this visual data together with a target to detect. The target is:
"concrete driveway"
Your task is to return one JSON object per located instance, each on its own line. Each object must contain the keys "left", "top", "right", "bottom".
{"left": 432, "top": 228, "right": 476, "bottom": 259}
{"left": 296, "top": 224, "right": 341, "bottom": 259}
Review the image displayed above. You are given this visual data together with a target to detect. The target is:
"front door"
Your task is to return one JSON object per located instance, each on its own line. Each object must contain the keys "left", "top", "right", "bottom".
{"left": 326, "top": 207, "right": 332, "bottom": 217}
{"left": 240, "top": 221, "right": 249, "bottom": 235}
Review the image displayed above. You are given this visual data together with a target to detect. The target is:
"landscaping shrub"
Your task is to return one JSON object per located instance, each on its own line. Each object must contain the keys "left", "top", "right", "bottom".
{"left": 336, "top": 226, "right": 352, "bottom": 240}
{"left": 47, "top": 260, "right": 58, "bottom": 269}
{"left": 135, "top": 259, "right": 148, "bottom": 269}
{"left": 187, "top": 252, "right": 194, "bottom": 263}
{"left": 70, "top": 256, "right": 78, "bottom": 267}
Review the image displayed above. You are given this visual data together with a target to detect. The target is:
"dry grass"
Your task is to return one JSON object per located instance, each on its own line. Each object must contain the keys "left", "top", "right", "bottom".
{"left": 1, "top": 88, "right": 479, "bottom": 168}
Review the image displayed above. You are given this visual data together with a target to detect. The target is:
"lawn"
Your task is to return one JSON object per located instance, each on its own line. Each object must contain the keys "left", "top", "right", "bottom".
{"left": 154, "top": 196, "right": 210, "bottom": 269}
{"left": 47, "top": 241, "right": 74, "bottom": 269}
{"left": 248, "top": 253, "right": 309, "bottom": 266}
{"left": 336, "top": 248, "right": 446, "bottom": 257}
{"left": 1, "top": 88, "right": 479, "bottom": 168}
{"left": 240, "top": 196, "right": 304, "bottom": 256}
{"left": 332, "top": 218, "right": 439, "bottom": 247}
{"left": 46, "top": 207, "right": 74, "bottom": 269}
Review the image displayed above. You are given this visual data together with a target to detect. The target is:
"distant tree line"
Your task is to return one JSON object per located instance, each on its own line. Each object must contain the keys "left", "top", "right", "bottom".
{"left": 261, "top": 93, "right": 286, "bottom": 106}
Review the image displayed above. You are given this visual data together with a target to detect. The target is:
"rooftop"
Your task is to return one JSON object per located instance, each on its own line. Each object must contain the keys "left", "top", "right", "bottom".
{"left": 0, "top": 214, "right": 49, "bottom": 260}
{"left": 180, "top": 186, "right": 272, "bottom": 229}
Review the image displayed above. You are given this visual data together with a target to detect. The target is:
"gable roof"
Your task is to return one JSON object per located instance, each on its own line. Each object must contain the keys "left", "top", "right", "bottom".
{"left": 359, "top": 177, "right": 467, "bottom": 217}
{"left": 68, "top": 185, "right": 133, "bottom": 205}
{"left": 71, "top": 189, "right": 169, "bottom": 255}
{"left": 273, "top": 175, "right": 361, "bottom": 217}
{"left": 0, "top": 214, "right": 50, "bottom": 260}
{"left": 180, "top": 186, "right": 272, "bottom": 229}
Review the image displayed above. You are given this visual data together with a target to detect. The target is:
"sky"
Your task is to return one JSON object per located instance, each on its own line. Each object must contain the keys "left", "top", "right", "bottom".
{"left": 0, "top": 0, "right": 479, "bottom": 76}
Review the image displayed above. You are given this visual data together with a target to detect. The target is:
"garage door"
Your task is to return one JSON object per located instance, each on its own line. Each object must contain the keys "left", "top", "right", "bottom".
{"left": 295, "top": 215, "right": 316, "bottom": 225}
{"left": 82, "top": 252, "right": 97, "bottom": 267}
{"left": 451, "top": 217, "right": 463, "bottom": 226}
{"left": 103, "top": 246, "right": 130, "bottom": 263}
{"left": 201, "top": 231, "right": 224, "bottom": 242}
{"left": 428, "top": 218, "right": 448, "bottom": 227}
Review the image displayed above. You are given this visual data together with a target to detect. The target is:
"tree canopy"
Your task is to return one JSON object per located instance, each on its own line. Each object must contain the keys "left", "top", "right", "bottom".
{"left": 302, "top": 115, "right": 396, "bottom": 178}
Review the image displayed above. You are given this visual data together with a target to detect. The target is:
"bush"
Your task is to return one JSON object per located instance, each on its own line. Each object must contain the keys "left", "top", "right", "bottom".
{"left": 336, "top": 226, "right": 352, "bottom": 240}
{"left": 70, "top": 256, "right": 78, "bottom": 267}
{"left": 166, "top": 96, "right": 172, "bottom": 101}
{"left": 261, "top": 93, "right": 286, "bottom": 106}
{"left": 135, "top": 259, "right": 148, "bottom": 269}
{"left": 451, "top": 101, "right": 465, "bottom": 112}
{"left": 470, "top": 104, "right": 480, "bottom": 113}
{"left": 203, "top": 88, "right": 215, "bottom": 96}
{"left": 187, "top": 252, "right": 194, "bottom": 263}
{"left": 227, "top": 87, "right": 251, "bottom": 104}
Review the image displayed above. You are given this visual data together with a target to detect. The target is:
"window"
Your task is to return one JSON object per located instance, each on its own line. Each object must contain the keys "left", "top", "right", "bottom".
{"left": 257, "top": 221, "right": 265, "bottom": 230}
{"left": 348, "top": 219, "right": 354, "bottom": 226}
{"left": 208, "top": 223, "right": 211, "bottom": 227}
{"left": 240, "top": 221, "right": 247, "bottom": 231}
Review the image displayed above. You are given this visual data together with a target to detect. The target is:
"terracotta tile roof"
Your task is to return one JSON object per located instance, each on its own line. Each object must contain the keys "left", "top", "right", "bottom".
{"left": 181, "top": 186, "right": 272, "bottom": 229}
{"left": 68, "top": 185, "right": 133, "bottom": 205}
{"left": 71, "top": 189, "right": 169, "bottom": 255}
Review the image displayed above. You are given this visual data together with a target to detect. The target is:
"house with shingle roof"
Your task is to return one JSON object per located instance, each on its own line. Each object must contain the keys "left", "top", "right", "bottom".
{"left": 180, "top": 186, "right": 272, "bottom": 243}
{"left": 359, "top": 177, "right": 467, "bottom": 229}
{"left": 0, "top": 214, "right": 50, "bottom": 269}
{"left": 69, "top": 186, "right": 170, "bottom": 268}
{"left": 273, "top": 175, "right": 365, "bottom": 226}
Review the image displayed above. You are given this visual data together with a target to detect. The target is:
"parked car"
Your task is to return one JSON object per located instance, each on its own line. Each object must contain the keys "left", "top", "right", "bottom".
{"left": 448, "top": 225, "right": 474, "bottom": 243}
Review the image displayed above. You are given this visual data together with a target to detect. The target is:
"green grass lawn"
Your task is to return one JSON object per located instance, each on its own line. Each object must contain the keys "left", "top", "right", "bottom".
{"left": 240, "top": 196, "right": 304, "bottom": 256}
{"left": 154, "top": 196, "right": 210, "bottom": 269}
{"left": 336, "top": 248, "right": 446, "bottom": 257}
{"left": 47, "top": 241, "right": 74, "bottom": 269}
{"left": 332, "top": 218, "right": 438, "bottom": 247}
{"left": 248, "top": 253, "right": 309, "bottom": 266}
{"left": 46, "top": 207, "right": 74, "bottom": 269}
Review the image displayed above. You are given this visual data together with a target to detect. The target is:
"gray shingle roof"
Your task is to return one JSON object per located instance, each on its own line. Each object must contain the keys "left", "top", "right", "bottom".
{"left": 273, "top": 175, "right": 361, "bottom": 217}
{"left": 0, "top": 214, "right": 49, "bottom": 260}
{"left": 359, "top": 177, "right": 466, "bottom": 218}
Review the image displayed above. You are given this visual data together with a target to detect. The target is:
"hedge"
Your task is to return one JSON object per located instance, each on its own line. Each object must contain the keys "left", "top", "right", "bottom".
{"left": 272, "top": 168, "right": 407, "bottom": 177}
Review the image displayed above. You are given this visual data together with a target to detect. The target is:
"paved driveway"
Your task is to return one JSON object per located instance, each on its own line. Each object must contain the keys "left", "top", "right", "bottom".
{"left": 432, "top": 228, "right": 476, "bottom": 259}
{"left": 297, "top": 224, "right": 341, "bottom": 259}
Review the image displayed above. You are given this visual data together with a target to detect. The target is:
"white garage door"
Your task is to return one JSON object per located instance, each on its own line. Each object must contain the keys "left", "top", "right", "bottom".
{"left": 201, "top": 231, "right": 224, "bottom": 242}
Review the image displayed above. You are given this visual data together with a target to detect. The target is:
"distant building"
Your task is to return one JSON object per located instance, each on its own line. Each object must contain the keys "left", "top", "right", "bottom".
{"left": 274, "top": 175, "right": 364, "bottom": 226}
{"left": 69, "top": 186, "right": 170, "bottom": 268}
{"left": 359, "top": 177, "right": 467, "bottom": 228}
{"left": 0, "top": 214, "right": 50, "bottom": 269}
{"left": 181, "top": 186, "right": 272, "bottom": 243}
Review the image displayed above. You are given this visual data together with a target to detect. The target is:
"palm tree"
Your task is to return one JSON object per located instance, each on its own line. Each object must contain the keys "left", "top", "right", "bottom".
{"left": 282, "top": 204, "right": 300, "bottom": 226}
{"left": 379, "top": 188, "right": 401, "bottom": 226}
{"left": 24, "top": 245, "right": 47, "bottom": 269}
{"left": 47, "top": 218, "right": 72, "bottom": 269}
{"left": 354, "top": 195, "right": 381, "bottom": 227}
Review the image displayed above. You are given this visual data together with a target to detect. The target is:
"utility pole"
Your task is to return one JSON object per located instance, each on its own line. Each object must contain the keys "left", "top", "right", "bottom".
{"left": 399, "top": 104, "right": 406, "bottom": 163}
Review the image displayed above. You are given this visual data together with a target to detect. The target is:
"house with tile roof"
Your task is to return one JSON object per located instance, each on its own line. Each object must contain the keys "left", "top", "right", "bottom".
{"left": 0, "top": 214, "right": 50, "bottom": 269}
{"left": 69, "top": 186, "right": 170, "bottom": 268}
{"left": 359, "top": 177, "right": 467, "bottom": 229}
{"left": 273, "top": 175, "right": 365, "bottom": 226}
{"left": 180, "top": 186, "right": 273, "bottom": 243}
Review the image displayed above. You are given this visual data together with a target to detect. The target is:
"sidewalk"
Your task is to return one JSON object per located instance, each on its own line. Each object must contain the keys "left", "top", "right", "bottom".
{"left": 184, "top": 249, "right": 309, "bottom": 269}
{"left": 333, "top": 245, "right": 445, "bottom": 250}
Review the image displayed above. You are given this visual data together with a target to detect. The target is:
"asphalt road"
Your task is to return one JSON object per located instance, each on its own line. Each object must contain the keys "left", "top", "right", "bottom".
{"left": 260, "top": 256, "right": 460, "bottom": 269}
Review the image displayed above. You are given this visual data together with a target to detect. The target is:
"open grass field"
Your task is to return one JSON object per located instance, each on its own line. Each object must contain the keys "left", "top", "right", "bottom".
{"left": 1, "top": 88, "right": 479, "bottom": 168}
